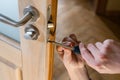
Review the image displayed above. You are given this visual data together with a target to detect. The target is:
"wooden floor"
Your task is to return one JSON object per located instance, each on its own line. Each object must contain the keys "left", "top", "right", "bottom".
{"left": 53, "top": 0, "right": 120, "bottom": 80}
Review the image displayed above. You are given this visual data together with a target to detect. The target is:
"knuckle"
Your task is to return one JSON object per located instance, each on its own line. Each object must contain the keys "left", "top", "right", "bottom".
{"left": 87, "top": 43, "right": 93, "bottom": 48}
{"left": 103, "top": 46, "right": 110, "bottom": 53}
{"left": 95, "top": 42, "right": 101, "bottom": 45}
{"left": 81, "top": 48, "right": 87, "bottom": 53}
{"left": 95, "top": 42, "right": 99, "bottom": 45}
{"left": 88, "top": 43, "right": 93, "bottom": 46}
{"left": 98, "top": 54, "right": 108, "bottom": 63}
{"left": 99, "top": 54, "right": 106, "bottom": 59}
{"left": 56, "top": 46, "right": 62, "bottom": 51}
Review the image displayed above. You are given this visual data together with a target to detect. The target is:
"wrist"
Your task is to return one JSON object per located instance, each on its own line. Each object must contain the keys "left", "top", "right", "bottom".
{"left": 67, "top": 67, "right": 89, "bottom": 80}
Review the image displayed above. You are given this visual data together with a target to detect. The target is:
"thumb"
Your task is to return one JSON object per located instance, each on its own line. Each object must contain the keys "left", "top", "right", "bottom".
{"left": 63, "top": 48, "right": 72, "bottom": 62}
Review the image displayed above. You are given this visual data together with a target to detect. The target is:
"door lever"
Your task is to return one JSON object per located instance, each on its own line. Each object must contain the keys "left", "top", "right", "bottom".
{"left": 0, "top": 5, "right": 39, "bottom": 27}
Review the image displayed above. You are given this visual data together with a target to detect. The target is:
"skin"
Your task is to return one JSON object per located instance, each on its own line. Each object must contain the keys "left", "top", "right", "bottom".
{"left": 57, "top": 34, "right": 89, "bottom": 80}
{"left": 57, "top": 34, "right": 120, "bottom": 80}
{"left": 80, "top": 39, "right": 120, "bottom": 74}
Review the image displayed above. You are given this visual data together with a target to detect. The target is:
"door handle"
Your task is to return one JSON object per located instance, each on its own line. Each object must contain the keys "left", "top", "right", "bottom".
{"left": 0, "top": 5, "right": 39, "bottom": 27}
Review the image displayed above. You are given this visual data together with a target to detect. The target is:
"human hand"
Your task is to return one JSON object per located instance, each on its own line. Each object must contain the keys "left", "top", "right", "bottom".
{"left": 57, "top": 34, "right": 89, "bottom": 80}
{"left": 57, "top": 34, "right": 84, "bottom": 69}
{"left": 80, "top": 39, "right": 120, "bottom": 74}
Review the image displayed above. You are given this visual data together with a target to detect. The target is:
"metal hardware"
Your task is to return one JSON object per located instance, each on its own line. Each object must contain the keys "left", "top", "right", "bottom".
{"left": 24, "top": 24, "right": 40, "bottom": 40}
{"left": 47, "top": 5, "right": 55, "bottom": 35}
{"left": 48, "top": 40, "right": 81, "bottom": 54}
{"left": 0, "top": 5, "right": 39, "bottom": 27}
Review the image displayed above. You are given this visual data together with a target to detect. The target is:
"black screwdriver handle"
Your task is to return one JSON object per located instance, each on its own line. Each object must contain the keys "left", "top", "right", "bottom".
{"left": 73, "top": 46, "right": 81, "bottom": 54}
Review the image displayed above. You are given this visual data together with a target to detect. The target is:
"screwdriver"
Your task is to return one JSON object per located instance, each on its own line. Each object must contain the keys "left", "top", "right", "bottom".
{"left": 48, "top": 40, "right": 81, "bottom": 54}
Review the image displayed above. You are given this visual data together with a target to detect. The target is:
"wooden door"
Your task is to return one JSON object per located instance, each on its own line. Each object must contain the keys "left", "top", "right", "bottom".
{"left": 0, "top": 0, "right": 57, "bottom": 80}
{"left": 0, "top": 35, "right": 22, "bottom": 80}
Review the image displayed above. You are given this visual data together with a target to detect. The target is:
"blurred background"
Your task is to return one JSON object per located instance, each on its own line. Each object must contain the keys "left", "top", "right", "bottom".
{"left": 53, "top": 0, "right": 120, "bottom": 80}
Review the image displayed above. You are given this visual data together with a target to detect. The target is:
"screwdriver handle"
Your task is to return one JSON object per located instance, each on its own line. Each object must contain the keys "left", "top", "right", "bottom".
{"left": 73, "top": 46, "right": 81, "bottom": 54}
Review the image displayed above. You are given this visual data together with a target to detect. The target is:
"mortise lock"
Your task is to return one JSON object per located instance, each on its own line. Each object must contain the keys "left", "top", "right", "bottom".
{"left": 24, "top": 24, "right": 40, "bottom": 40}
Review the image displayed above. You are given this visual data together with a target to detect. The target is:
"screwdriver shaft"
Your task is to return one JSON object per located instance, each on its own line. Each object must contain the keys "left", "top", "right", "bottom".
{"left": 48, "top": 40, "right": 73, "bottom": 50}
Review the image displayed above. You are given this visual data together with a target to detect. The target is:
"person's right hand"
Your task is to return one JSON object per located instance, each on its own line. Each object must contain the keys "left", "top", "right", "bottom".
{"left": 57, "top": 34, "right": 84, "bottom": 70}
{"left": 79, "top": 39, "right": 120, "bottom": 74}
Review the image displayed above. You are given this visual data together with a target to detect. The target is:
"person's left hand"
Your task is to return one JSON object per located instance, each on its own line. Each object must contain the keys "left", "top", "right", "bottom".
{"left": 56, "top": 34, "right": 91, "bottom": 80}
{"left": 57, "top": 34, "right": 84, "bottom": 69}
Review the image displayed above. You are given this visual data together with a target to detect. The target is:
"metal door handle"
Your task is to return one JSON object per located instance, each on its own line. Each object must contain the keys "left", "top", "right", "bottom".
{"left": 0, "top": 5, "right": 39, "bottom": 27}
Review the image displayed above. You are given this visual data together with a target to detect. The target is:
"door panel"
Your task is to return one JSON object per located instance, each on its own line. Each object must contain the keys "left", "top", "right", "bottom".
{"left": 0, "top": 60, "right": 21, "bottom": 80}
{"left": 0, "top": 40, "right": 21, "bottom": 66}
{"left": 0, "top": 35, "right": 22, "bottom": 80}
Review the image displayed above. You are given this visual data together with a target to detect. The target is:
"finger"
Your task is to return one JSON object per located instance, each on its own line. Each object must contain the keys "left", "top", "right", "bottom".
{"left": 62, "top": 37, "right": 75, "bottom": 46}
{"left": 62, "top": 48, "right": 72, "bottom": 62}
{"left": 95, "top": 42, "right": 108, "bottom": 59}
{"left": 69, "top": 34, "right": 77, "bottom": 41}
{"left": 103, "top": 39, "right": 114, "bottom": 45}
{"left": 95, "top": 42, "right": 103, "bottom": 50}
{"left": 87, "top": 43, "right": 100, "bottom": 58}
{"left": 58, "top": 51, "right": 64, "bottom": 59}
{"left": 88, "top": 43, "right": 107, "bottom": 64}
{"left": 69, "top": 34, "right": 79, "bottom": 43}
{"left": 102, "top": 39, "right": 115, "bottom": 51}
{"left": 79, "top": 43, "right": 96, "bottom": 66}
{"left": 56, "top": 46, "right": 64, "bottom": 59}
{"left": 62, "top": 37, "right": 73, "bottom": 42}
{"left": 56, "top": 46, "right": 63, "bottom": 52}
{"left": 62, "top": 41, "right": 74, "bottom": 47}
{"left": 103, "top": 39, "right": 120, "bottom": 52}
{"left": 63, "top": 35, "right": 78, "bottom": 43}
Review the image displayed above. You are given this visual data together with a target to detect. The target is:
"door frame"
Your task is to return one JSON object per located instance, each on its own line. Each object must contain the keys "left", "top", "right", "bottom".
{"left": 95, "top": 0, "right": 108, "bottom": 15}
{"left": 95, "top": 0, "right": 120, "bottom": 16}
